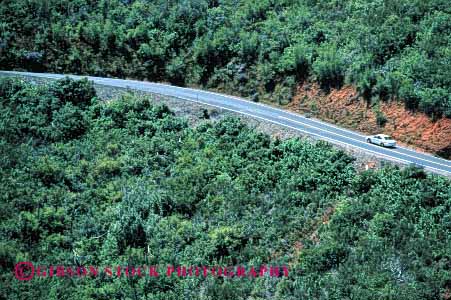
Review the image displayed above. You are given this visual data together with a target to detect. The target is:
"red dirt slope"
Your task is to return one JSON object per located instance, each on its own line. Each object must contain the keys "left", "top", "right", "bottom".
{"left": 287, "top": 82, "right": 451, "bottom": 158}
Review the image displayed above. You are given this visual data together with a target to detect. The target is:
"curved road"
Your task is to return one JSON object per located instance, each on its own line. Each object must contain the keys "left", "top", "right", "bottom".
{"left": 1, "top": 71, "right": 451, "bottom": 175}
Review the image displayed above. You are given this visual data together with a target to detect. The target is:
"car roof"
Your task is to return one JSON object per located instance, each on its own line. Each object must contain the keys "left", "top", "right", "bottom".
{"left": 378, "top": 134, "right": 392, "bottom": 138}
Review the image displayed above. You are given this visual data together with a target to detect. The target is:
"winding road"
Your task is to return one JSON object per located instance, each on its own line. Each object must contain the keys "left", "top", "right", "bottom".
{"left": 1, "top": 71, "right": 450, "bottom": 175}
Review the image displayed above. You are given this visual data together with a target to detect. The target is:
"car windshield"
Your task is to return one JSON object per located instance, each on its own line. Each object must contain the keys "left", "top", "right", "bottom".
{"left": 383, "top": 136, "right": 393, "bottom": 140}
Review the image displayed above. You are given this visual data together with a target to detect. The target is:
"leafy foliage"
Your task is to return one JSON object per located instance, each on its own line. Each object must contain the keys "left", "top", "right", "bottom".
{"left": 1, "top": 0, "right": 451, "bottom": 117}
{"left": 1, "top": 78, "right": 449, "bottom": 299}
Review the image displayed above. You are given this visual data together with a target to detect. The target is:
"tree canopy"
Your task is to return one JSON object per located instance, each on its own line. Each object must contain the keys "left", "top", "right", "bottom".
{"left": 0, "top": 77, "right": 450, "bottom": 299}
{"left": 1, "top": 0, "right": 451, "bottom": 117}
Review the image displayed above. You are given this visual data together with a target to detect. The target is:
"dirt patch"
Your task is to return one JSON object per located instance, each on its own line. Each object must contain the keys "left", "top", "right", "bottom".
{"left": 288, "top": 82, "right": 451, "bottom": 159}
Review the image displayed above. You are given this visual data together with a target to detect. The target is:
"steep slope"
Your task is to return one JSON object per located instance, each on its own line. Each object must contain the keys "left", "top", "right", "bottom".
{"left": 288, "top": 82, "right": 451, "bottom": 158}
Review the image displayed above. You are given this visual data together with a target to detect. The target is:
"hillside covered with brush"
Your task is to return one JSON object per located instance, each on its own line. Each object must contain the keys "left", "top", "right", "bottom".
{"left": 1, "top": 77, "right": 450, "bottom": 300}
{"left": 1, "top": 0, "right": 451, "bottom": 119}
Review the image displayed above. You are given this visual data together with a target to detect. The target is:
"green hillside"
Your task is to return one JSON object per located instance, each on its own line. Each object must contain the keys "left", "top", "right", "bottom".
{"left": 1, "top": 78, "right": 450, "bottom": 299}
{"left": 1, "top": 0, "right": 450, "bottom": 118}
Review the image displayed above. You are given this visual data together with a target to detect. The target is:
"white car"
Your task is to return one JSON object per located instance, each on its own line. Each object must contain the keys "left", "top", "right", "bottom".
{"left": 366, "top": 134, "right": 397, "bottom": 148}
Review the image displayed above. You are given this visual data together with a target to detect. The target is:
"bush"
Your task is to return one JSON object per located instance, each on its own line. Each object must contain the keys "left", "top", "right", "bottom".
{"left": 312, "top": 45, "right": 345, "bottom": 89}
{"left": 49, "top": 77, "right": 97, "bottom": 109}
{"left": 278, "top": 43, "right": 312, "bottom": 80}
{"left": 375, "top": 110, "right": 388, "bottom": 127}
{"left": 418, "top": 88, "right": 450, "bottom": 119}
{"left": 50, "top": 103, "right": 88, "bottom": 140}
{"left": 165, "top": 55, "right": 186, "bottom": 86}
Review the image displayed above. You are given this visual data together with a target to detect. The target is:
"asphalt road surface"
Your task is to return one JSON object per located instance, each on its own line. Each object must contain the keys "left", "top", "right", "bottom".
{"left": 1, "top": 70, "right": 450, "bottom": 175}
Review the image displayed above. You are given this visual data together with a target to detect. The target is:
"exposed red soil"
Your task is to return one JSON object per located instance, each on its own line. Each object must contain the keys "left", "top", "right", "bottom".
{"left": 287, "top": 82, "right": 451, "bottom": 158}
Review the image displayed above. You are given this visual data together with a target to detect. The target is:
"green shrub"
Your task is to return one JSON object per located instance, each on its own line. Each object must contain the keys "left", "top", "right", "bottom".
{"left": 375, "top": 110, "right": 388, "bottom": 127}
{"left": 312, "top": 45, "right": 345, "bottom": 89}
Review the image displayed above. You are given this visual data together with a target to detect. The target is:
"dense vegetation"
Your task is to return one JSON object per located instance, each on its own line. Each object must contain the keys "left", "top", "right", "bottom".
{"left": 1, "top": 78, "right": 450, "bottom": 299}
{"left": 1, "top": 0, "right": 451, "bottom": 118}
